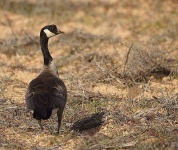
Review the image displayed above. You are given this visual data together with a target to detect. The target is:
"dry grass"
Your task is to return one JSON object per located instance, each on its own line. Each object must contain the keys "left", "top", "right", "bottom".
{"left": 0, "top": 0, "right": 178, "bottom": 149}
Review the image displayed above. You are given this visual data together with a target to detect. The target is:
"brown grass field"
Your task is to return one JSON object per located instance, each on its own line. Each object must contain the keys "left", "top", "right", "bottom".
{"left": 0, "top": 0, "right": 178, "bottom": 149}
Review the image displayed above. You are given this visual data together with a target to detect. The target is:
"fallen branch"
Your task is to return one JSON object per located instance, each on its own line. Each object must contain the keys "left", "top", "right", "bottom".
{"left": 71, "top": 112, "right": 105, "bottom": 132}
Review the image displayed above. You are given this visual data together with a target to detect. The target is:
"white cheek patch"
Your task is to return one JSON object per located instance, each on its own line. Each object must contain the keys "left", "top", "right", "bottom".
{"left": 44, "top": 29, "right": 55, "bottom": 38}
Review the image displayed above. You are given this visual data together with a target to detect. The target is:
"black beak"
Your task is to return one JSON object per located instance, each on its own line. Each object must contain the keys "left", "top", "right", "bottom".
{"left": 57, "top": 30, "right": 64, "bottom": 34}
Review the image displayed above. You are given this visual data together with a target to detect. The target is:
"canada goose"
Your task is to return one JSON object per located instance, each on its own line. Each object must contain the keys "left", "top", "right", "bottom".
{"left": 25, "top": 24, "right": 67, "bottom": 134}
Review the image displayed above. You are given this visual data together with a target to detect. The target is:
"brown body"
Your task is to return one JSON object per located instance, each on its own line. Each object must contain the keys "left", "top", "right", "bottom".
{"left": 26, "top": 71, "right": 67, "bottom": 119}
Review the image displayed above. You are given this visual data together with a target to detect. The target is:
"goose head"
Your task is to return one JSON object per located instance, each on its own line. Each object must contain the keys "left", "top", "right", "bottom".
{"left": 40, "top": 24, "right": 64, "bottom": 38}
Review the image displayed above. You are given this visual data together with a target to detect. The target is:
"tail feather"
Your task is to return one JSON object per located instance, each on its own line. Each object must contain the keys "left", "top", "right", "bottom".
{"left": 32, "top": 92, "right": 53, "bottom": 120}
{"left": 33, "top": 109, "right": 52, "bottom": 120}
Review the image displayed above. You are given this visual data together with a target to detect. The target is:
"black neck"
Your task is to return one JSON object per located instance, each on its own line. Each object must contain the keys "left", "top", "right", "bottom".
{"left": 40, "top": 34, "right": 53, "bottom": 66}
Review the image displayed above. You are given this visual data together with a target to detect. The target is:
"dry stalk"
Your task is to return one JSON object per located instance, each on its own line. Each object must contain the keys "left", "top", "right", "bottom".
{"left": 123, "top": 43, "right": 133, "bottom": 76}
{"left": 4, "top": 13, "right": 17, "bottom": 40}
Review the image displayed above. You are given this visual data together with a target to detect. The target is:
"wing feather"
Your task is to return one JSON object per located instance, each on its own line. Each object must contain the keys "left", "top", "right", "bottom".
{"left": 25, "top": 73, "right": 67, "bottom": 118}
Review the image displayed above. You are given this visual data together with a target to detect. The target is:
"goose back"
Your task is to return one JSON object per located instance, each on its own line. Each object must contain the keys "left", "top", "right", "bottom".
{"left": 25, "top": 71, "right": 67, "bottom": 120}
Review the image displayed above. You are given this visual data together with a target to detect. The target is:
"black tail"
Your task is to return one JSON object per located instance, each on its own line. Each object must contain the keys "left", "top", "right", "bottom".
{"left": 33, "top": 109, "right": 52, "bottom": 120}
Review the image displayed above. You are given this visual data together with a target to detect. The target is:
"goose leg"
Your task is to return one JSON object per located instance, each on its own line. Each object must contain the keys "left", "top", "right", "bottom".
{"left": 38, "top": 120, "right": 43, "bottom": 130}
{"left": 57, "top": 108, "right": 64, "bottom": 134}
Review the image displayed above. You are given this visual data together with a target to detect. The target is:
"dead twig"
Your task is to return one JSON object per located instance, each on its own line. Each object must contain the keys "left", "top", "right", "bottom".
{"left": 123, "top": 43, "right": 133, "bottom": 76}
{"left": 4, "top": 13, "right": 18, "bottom": 41}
